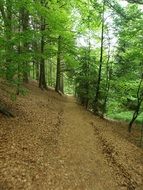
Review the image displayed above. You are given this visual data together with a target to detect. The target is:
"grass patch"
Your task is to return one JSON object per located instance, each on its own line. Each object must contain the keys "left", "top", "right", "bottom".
{"left": 107, "top": 111, "right": 143, "bottom": 125}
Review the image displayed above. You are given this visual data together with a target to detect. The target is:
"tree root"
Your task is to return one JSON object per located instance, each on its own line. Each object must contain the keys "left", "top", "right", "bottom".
{"left": 0, "top": 105, "right": 14, "bottom": 117}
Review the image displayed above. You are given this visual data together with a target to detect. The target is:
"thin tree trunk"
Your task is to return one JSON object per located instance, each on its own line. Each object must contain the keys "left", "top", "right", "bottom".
{"left": 16, "top": 10, "right": 22, "bottom": 95}
{"left": 21, "top": 8, "right": 29, "bottom": 83}
{"left": 128, "top": 77, "right": 143, "bottom": 132}
{"left": 49, "top": 60, "right": 53, "bottom": 86}
{"left": 36, "top": 61, "right": 39, "bottom": 81}
{"left": 55, "top": 35, "right": 61, "bottom": 92}
{"left": 140, "top": 123, "right": 143, "bottom": 147}
{"left": 17, "top": 35, "right": 21, "bottom": 95}
{"left": 32, "top": 19, "right": 39, "bottom": 81}
{"left": 33, "top": 61, "right": 35, "bottom": 79}
{"left": 39, "top": 16, "right": 47, "bottom": 89}
{"left": 60, "top": 72, "right": 64, "bottom": 93}
{"left": 94, "top": 0, "right": 105, "bottom": 114}
{"left": 85, "top": 50, "right": 89, "bottom": 109}
{"left": 2, "top": 0, "right": 13, "bottom": 80}
{"left": 85, "top": 0, "right": 91, "bottom": 109}
{"left": 102, "top": 31, "right": 112, "bottom": 116}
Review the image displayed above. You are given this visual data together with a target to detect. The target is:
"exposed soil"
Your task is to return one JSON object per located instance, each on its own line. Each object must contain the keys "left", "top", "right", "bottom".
{"left": 0, "top": 82, "right": 143, "bottom": 190}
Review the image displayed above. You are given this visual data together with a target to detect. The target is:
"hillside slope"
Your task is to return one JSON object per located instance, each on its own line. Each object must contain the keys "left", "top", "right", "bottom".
{"left": 0, "top": 83, "right": 143, "bottom": 190}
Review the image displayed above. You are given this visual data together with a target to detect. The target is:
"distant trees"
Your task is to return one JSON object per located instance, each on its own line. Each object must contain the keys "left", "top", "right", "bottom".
{"left": 75, "top": 0, "right": 113, "bottom": 116}
{"left": 74, "top": 1, "right": 143, "bottom": 131}
{"left": 0, "top": 0, "right": 76, "bottom": 92}
{"left": 113, "top": 4, "right": 143, "bottom": 131}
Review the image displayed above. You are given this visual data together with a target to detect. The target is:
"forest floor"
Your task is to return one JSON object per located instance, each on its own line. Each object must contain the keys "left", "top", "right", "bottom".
{"left": 0, "top": 82, "right": 143, "bottom": 190}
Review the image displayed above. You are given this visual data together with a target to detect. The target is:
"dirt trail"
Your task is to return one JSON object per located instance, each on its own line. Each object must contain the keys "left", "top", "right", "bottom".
{"left": 55, "top": 97, "right": 119, "bottom": 189}
{"left": 0, "top": 83, "right": 143, "bottom": 190}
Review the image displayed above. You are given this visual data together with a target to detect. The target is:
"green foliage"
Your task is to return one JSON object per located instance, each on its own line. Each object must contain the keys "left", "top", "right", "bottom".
{"left": 108, "top": 110, "right": 143, "bottom": 125}
{"left": 0, "top": 0, "right": 142, "bottom": 129}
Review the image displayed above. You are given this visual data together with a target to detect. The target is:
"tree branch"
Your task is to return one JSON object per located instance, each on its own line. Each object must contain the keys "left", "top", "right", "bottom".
{"left": 126, "top": 0, "right": 143, "bottom": 4}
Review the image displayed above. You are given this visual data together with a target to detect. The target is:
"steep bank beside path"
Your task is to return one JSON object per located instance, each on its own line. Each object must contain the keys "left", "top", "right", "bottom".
{"left": 0, "top": 83, "right": 143, "bottom": 190}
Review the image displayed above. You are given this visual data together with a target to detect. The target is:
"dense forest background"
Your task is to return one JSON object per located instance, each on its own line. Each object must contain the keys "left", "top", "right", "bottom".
{"left": 0, "top": 0, "right": 143, "bottom": 132}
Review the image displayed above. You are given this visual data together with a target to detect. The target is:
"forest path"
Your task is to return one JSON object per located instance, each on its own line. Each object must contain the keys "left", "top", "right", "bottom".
{"left": 0, "top": 83, "right": 143, "bottom": 190}
{"left": 54, "top": 96, "right": 143, "bottom": 190}
{"left": 55, "top": 96, "right": 118, "bottom": 189}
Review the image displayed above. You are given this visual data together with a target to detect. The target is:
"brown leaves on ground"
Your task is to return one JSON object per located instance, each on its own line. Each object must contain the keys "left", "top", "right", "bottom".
{"left": 0, "top": 82, "right": 143, "bottom": 190}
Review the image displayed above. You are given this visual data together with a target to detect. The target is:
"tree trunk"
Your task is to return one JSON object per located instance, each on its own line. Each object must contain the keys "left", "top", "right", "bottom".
{"left": 36, "top": 61, "right": 40, "bottom": 81}
{"left": 32, "top": 18, "right": 39, "bottom": 81}
{"left": 102, "top": 32, "right": 112, "bottom": 115}
{"left": 49, "top": 60, "right": 53, "bottom": 86}
{"left": 128, "top": 98, "right": 143, "bottom": 132}
{"left": 60, "top": 72, "right": 64, "bottom": 93}
{"left": 39, "top": 16, "right": 47, "bottom": 89}
{"left": 1, "top": 0, "right": 13, "bottom": 80}
{"left": 55, "top": 35, "right": 61, "bottom": 92}
{"left": 21, "top": 8, "right": 29, "bottom": 83}
{"left": 17, "top": 35, "right": 21, "bottom": 95}
{"left": 94, "top": 0, "right": 105, "bottom": 114}
{"left": 128, "top": 77, "right": 143, "bottom": 132}
{"left": 140, "top": 123, "right": 143, "bottom": 147}
{"left": 85, "top": 1, "right": 92, "bottom": 109}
